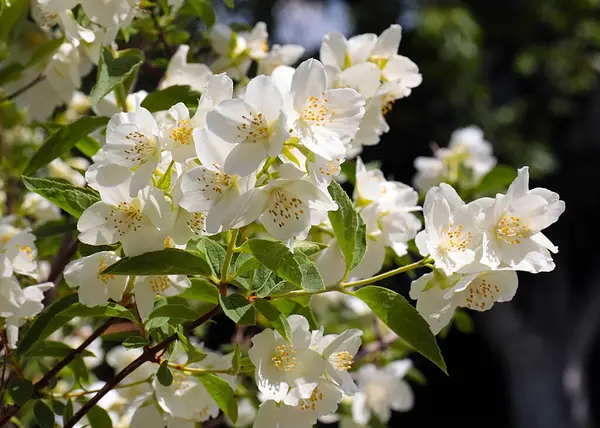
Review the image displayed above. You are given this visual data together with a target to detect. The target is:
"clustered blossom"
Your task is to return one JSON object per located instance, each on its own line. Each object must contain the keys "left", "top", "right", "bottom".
{"left": 410, "top": 167, "right": 565, "bottom": 334}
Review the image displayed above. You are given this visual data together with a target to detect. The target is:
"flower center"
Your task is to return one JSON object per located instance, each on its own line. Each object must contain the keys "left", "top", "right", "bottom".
{"left": 299, "top": 387, "right": 324, "bottom": 411}
{"left": 272, "top": 344, "right": 296, "bottom": 372}
{"left": 172, "top": 372, "right": 193, "bottom": 391}
{"left": 331, "top": 351, "right": 354, "bottom": 371}
{"left": 106, "top": 202, "right": 143, "bottom": 236}
{"left": 318, "top": 157, "right": 342, "bottom": 177}
{"left": 149, "top": 276, "right": 170, "bottom": 293}
{"left": 96, "top": 258, "right": 116, "bottom": 283}
{"left": 197, "top": 168, "right": 233, "bottom": 201}
{"left": 381, "top": 93, "right": 396, "bottom": 115}
{"left": 464, "top": 276, "right": 501, "bottom": 311}
{"left": 20, "top": 245, "right": 34, "bottom": 260}
{"left": 185, "top": 212, "right": 205, "bottom": 234}
{"left": 440, "top": 224, "right": 472, "bottom": 252}
{"left": 170, "top": 120, "right": 193, "bottom": 145}
{"left": 237, "top": 112, "right": 270, "bottom": 143}
{"left": 268, "top": 190, "right": 304, "bottom": 228}
{"left": 495, "top": 215, "right": 529, "bottom": 245}
{"left": 300, "top": 94, "right": 333, "bottom": 127}
{"left": 123, "top": 131, "right": 157, "bottom": 165}
{"left": 369, "top": 55, "right": 389, "bottom": 70}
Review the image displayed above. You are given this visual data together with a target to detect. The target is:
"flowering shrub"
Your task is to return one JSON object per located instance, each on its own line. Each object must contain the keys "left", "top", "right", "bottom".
{"left": 0, "top": 1, "right": 565, "bottom": 427}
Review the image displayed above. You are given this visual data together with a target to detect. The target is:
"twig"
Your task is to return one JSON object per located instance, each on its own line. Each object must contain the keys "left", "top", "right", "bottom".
{"left": 64, "top": 305, "right": 222, "bottom": 428}
{"left": 0, "top": 318, "right": 116, "bottom": 425}
{"left": 3, "top": 75, "right": 45, "bottom": 101}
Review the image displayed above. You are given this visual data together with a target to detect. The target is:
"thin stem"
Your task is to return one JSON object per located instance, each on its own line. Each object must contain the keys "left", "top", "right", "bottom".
{"left": 114, "top": 83, "right": 129, "bottom": 112}
{"left": 167, "top": 362, "right": 230, "bottom": 375}
{"left": 60, "top": 377, "right": 152, "bottom": 398}
{"left": 0, "top": 318, "right": 117, "bottom": 426}
{"left": 221, "top": 229, "right": 239, "bottom": 286}
{"left": 341, "top": 256, "right": 433, "bottom": 289}
{"left": 64, "top": 305, "right": 222, "bottom": 428}
{"left": 2, "top": 75, "right": 44, "bottom": 101}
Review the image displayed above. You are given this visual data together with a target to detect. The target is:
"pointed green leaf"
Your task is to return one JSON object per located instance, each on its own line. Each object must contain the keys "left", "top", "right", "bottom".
{"left": 103, "top": 248, "right": 211, "bottom": 276}
{"left": 179, "top": 278, "right": 219, "bottom": 303}
{"left": 90, "top": 48, "right": 144, "bottom": 106}
{"left": 157, "top": 360, "right": 174, "bottom": 386}
{"left": 150, "top": 304, "right": 199, "bottom": 320}
{"left": 87, "top": 404, "right": 113, "bottom": 428}
{"left": 195, "top": 373, "right": 238, "bottom": 424}
{"left": 140, "top": 85, "right": 201, "bottom": 112}
{"left": 33, "top": 400, "right": 55, "bottom": 428}
{"left": 202, "top": 238, "right": 227, "bottom": 277}
{"left": 8, "top": 378, "right": 33, "bottom": 406}
{"left": 254, "top": 298, "right": 292, "bottom": 343}
{"left": 22, "top": 176, "right": 100, "bottom": 218}
{"left": 122, "top": 336, "right": 150, "bottom": 349}
{"left": 219, "top": 294, "right": 255, "bottom": 325}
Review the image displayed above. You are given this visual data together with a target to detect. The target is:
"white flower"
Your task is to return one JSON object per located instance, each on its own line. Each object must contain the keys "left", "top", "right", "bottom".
{"left": 103, "top": 107, "right": 161, "bottom": 196}
{"left": 130, "top": 404, "right": 195, "bottom": 428}
{"left": 207, "top": 75, "right": 290, "bottom": 176}
{"left": 133, "top": 275, "right": 191, "bottom": 319}
{"left": 224, "top": 175, "right": 337, "bottom": 241}
{"left": 210, "top": 22, "right": 268, "bottom": 79}
{"left": 153, "top": 370, "right": 220, "bottom": 422}
{"left": 253, "top": 378, "right": 343, "bottom": 428}
{"left": 248, "top": 315, "right": 326, "bottom": 405}
{"left": 226, "top": 398, "right": 256, "bottom": 428}
{"left": 106, "top": 347, "right": 154, "bottom": 399}
{"left": 480, "top": 166, "right": 565, "bottom": 273}
{"left": 0, "top": 278, "right": 53, "bottom": 347}
{"left": 351, "top": 360, "right": 414, "bottom": 425}
{"left": 258, "top": 44, "right": 305, "bottom": 76}
{"left": 410, "top": 269, "right": 519, "bottom": 334}
{"left": 0, "top": 225, "right": 38, "bottom": 276}
{"left": 311, "top": 329, "right": 362, "bottom": 395}
{"left": 39, "top": 0, "right": 137, "bottom": 28}
{"left": 64, "top": 251, "right": 129, "bottom": 307}
{"left": 159, "top": 45, "right": 213, "bottom": 92}
{"left": 415, "top": 184, "right": 482, "bottom": 275}
{"left": 320, "top": 32, "right": 377, "bottom": 71}
{"left": 159, "top": 103, "right": 202, "bottom": 163}
{"left": 77, "top": 169, "right": 171, "bottom": 256}
{"left": 288, "top": 59, "right": 365, "bottom": 160}
{"left": 93, "top": 90, "right": 148, "bottom": 117}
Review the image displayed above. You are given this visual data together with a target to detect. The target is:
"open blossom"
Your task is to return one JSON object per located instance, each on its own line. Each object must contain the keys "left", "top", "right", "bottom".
{"left": 210, "top": 22, "right": 268, "bottom": 79}
{"left": 415, "top": 183, "right": 482, "bottom": 275}
{"left": 207, "top": 75, "right": 290, "bottom": 176}
{"left": 130, "top": 404, "right": 195, "bottom": 428}
{"left": 258, "top": 44, "right": 305, "bottom": 76}
{"left": 410, "top": 269, "right": 519, "bottom": 334}
{"left": 249, "top": 315, "right": 326, "bottom": 405}
{"left": 351, "top": 360, "right": 414, "bottom": 425}
{"left": 287, "top": 59, "right": 365, "bottom": 160}
{"left": 0, "top": 225, "right": 38, "bottom": 276}
{"left": 77, "top": 167, "right": 170, "bottom": 256}
{"left": 64, "top": 251, "right": 129, "bottom": 307}
{"left": 480, "top": 166, "right": 564, "bottom": 273}
{"left": 160, "top": 45, "right": 212, "bottom": 91}
{"left": 133, "top": 275, "right": 191, "bottom": 319}
{"left": 102, "top": 107, "right": 161, "bottom": 196}
{"left": 39, "top": 0, "right": 137, "bottom": 28}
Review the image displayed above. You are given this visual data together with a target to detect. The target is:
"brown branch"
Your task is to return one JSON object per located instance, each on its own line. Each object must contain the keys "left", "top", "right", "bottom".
{"left": 64, "top": 305, "right": 222, "bottom": 428}
{"left": 3, "top": 75, "right": 45, "bottom": 101}
{"left": 0, "top": 318, "right": 116, "bottom": 426}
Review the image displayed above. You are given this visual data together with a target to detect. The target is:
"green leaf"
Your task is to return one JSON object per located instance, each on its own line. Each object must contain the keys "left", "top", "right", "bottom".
{"left": 140, "top": 85, "right": 201, "bottom": 112}
{"left": 179, "top": 0, "right": 215, "bottom": 27}
{"left": 327, "top": 181, "right": 366, "bottom": 273}
{"left": 89, "top": 48, "right": 144, "bottom": 106}
{"left": 26, "top": 36, "right": 65, "bottom": 68}
{"left": 219, "top": 294, "right": 255, "bottom": 325}
{"left": 75, "top": 135, "right": 102, "bottom": 158}
{"left": 16, "top": 293, "right": 79, "bottom": 355}
{"left": 453, "top": 309, "right": 474, "bottom": 333}
{"left": 233, "top": 252, "right": 261, "bottom": 277}
{"left": 103, "top": 248, "right": 211, "bottom": 276}
{"left": 122, "top": 336, "right": 150, "bottom": 349}
{"left": 64, "top": 399, "right": 74, "bottom": 422}
{"left": 61, "top": 303, "right": 138, "bottom": 323}
{"left": 0, "top": 62, "right": 23, "bottom": 85}
{"left": 8, "top": 378, "right": 33, "bottom": 406}
{"left": 293, "top": 241, "right": 327, "bottom": 257}
{"left": 202, "top": 238, "right": 227, "bottom": 277}
{"left": 33, "top": 400, "right": 55, "bottom": 428}
{"left": 87, "top": 404, "right": 114, "bottom": 428}
{"left": 33, "top": 220, "right": 76, "bottom": 238}
{"left": 476, "top": 165, "right": 517, "bottom": 196}
{"left": 250, "top": 268, "right": 279, "bottom": 296}
{"left": 254, "top": 299, "right": 292, "bottom": 342}
{"left": 25, "top": 116, "right": 109, "bottom": 175}
{"left": 222, "top": 0, "right": 234, "bottom": 7}
{"left": 157, "top": 361, "right": 174, "bottom": 386}
{"left": 295, "top": 251, "right": 324, "bottom": 292}
{"left": 150, "top": 304, "right": 199, "bottom": 320}
{"left": 195, "top": 373, "right": 238, "bottom": 424}
{"left": 0, "top": 0, "right": 28, "bottom": 40}
{"left": 24, "top": 341, "right": 95, "bottom": 358}
{"left": 354, "top": 286, "right": 447, "bottom": 374}
{"left": 229, "top": 344, "right": 241, "bottom": 375}
{"left": 175, "top": 329, "right": 207, "bottom": 364}
{"left": 22, "top": 176, "right": 100, "bottom": 218}
{"left": 179, "top": 278, "right": 219, "bottom": 303}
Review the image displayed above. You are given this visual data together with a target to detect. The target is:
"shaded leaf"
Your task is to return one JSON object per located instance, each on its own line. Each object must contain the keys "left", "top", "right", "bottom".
{"left": 103, "top": 248, "right": 211, "bottom": 276}
{"left": 219, "top": 294, "right": 255, "bottom": 325}
{"left": 33, "top": 400, "right": 54, "bottom": 428}
{"left": 157, "top": 361, "right": 173, "bottom": 386}
{"left": 195, "top": 373, "right": 238, "bottom": 424}
{"left": 150, "top": 304, "right": 199, "bottom": 320}
{"left": 90, "top": 48, "right": 144, "bottom": 106}
{"left": 22, "top": 176, "right": 100, "bottom": 218}
{"left": 179, "top": 278, "right": 219, "bottom": 303}
{"left": 140, "top": 85, "right": 201, "bottom": 112}
{"left": 254, "top": 299, "right": 292, "bottom": 342}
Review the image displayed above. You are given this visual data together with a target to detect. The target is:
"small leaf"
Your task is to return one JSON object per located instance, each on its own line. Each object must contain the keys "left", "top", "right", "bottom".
{"left": 476, "top": 165, "right": 518, "bottom": 197}
{"left": 230, "top": 344, "right": 241, "bottom": 375}
{"left": 150, "top": 304, "right": 199, "bottom": 320}
{"left": 89, "top": 48, "right": 144, "bottom": 106}
{"left": 327, "top": 181, "right": 366, "bottom": 273}
{"left": 295, "top": 251, "right": 324, "bottom": 292}
{"left": 179, "top": 0, "right": 216, "bottom": 27}
{"left": 140, "top": 85, "right": 201, "bottom": 112}
{"left": 0, "top": 0, "right": 28, "bottom": 40}
{"left": 64, "top": 399, "right": 74, "bottom": 421}
{"left": 25, "top": 116, "right": 109, "bottom": 175}
{"left": 122, "top": 336, "right": 150, "bottom": 349}
{"left": 195, "top": 373, "right": 238, "bottom": 424}
{"left": 87, "top": 404, "right": 114, "bottom": 428}
{"left": 22, "top": 176, "right": 100, "bottom": 218}
{"left": 75, "top": 135, "right": 102, "bottom": 158}
{"left": 233, "top": 252, "right": 261, "bottom": 277}
{"left": 157, "top": 361, "right": 174, "bottom": 386}
{"left": 103, "top": 248, "right": 211, "bottom": 276}
{"left": 8, "top": 378, "right": 33, "bottom": 406}
{"left": 222, "top": 0, "right": 234, "bottom": 7}
{"left": 176, "top": 329, "right": 207, "bottom": 364}
{"left": 254, "top": 299, "right": 292, "bottom": 343}
{"left": 61, "top": 303, "right": 138, "bottom": 323}
{"left": 179, "top": 278, "right": 219, "bottom": 303}
{"left": 202, "top": 238, "right": 227, "bottom": 277}
{"left": 354, "top": 286, "right": 447, "bottom": 374}
{"left": 33, "top": 400, "right": 55, "bottom": 428}
{"left": 219, "top": 294, "right": 256, "bottom": 325}
{"left": 293, "top": 241, "right": 327, "bottom": 257}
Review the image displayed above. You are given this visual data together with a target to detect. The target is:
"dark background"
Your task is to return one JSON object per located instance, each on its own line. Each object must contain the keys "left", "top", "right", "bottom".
{"left": 211, "top": 0, "right": 600, "bottom": 427}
